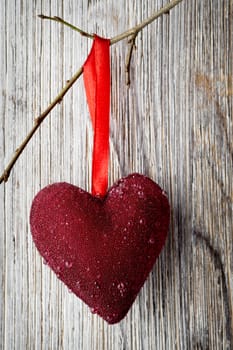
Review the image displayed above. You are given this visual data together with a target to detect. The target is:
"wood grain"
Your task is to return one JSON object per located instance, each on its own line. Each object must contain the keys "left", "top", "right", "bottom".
{"left": 0, "top": 0, "right": 232, "bottom": 349}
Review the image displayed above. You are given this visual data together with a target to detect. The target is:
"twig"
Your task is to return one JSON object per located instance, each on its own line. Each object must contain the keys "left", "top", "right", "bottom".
{"left": 38, "top": 15, "right": 94, "bottom": 39}
{"left": 0, "top": 0, "right": 183, "bottom": 185}
{"left": 125, "top": 31, "right": 139, "bottom": 86}
{"left": 0, "top": 67, "right": 83, "bottom": 184}
{"left": 110, "top": 0, "right": 182, "bottom": 44}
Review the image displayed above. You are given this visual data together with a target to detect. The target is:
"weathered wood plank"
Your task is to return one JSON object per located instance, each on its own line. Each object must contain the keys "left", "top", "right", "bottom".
{"left": 0, "top": 0, "right": 232, "bottom": 349}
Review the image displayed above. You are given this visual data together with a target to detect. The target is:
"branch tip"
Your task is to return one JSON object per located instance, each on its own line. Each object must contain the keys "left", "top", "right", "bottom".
{"left": 38, "top": 14, "right": 94, "bottom": 39}
{"left": 0, "top": 170, "right": 9, "bottom": 184}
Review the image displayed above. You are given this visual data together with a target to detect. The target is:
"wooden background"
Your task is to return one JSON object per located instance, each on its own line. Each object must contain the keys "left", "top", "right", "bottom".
{"left": 0, "top": 0, "right": 232, "bottom": 349}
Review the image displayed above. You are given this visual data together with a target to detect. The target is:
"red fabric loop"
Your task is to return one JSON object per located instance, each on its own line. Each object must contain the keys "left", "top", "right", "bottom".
{"left": 83, "top": 35, "right": 110, "bottom": 196}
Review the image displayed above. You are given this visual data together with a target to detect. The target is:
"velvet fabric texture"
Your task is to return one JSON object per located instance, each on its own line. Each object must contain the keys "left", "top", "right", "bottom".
{"left": 30, "top": 173, "right": 170, "bottom": 324}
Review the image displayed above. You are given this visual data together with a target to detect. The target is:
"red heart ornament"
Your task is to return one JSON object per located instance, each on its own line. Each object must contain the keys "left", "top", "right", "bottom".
{"left": 30, "top": 173, "right": 170, "bottom": 324}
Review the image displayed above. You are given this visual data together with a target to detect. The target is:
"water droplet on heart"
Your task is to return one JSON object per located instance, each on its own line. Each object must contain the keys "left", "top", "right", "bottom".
{"left": 139, "top": 218, "right": 145, "bottom": 225}
{"left": 57, "top": 265, "right": 61, "bottom": 271}
{"left": 43, "top": 259, "right": 48, "bottom": 265}
{"left": 91, "top": 307, "right": 98, "bottom": 314}
{"left": 94, "top": 281, "right": 100, "bottom": 289}
{"left": 138, "top": 191, "right": 144, "bottom": 198}
{"left": 149, "top": 237, "right": 155, "bottom": 244}
{"left": 90, "top": 294, "right": 94, "bottom": 298}
{"left": 127, "top": 221, "right": 132, "bottom": 227}
{"left": 65, "top": 222, "right": 69, "bottom": 226}
{"left": 117, "top": 282, "right": 127, "bottom": 297}
{"left": 65, "top": 261, "right": 73, "bottom": 268}
{"left": 123, "top": 236, "right": 127, "bottom": 240}
{"left": 117, "top": 282, "right": 125, "bottom": 289}
{"left": 76, "top": 281, "right": 81, "bottom": 289}
{"left": 96, "top": 274, "right": 101, "bottom": 279}
{"left": 86, "top": 267, "right": 90, "bottom": 272}
{"left": 162, "top": 190, "right": 168, "bottom": 197}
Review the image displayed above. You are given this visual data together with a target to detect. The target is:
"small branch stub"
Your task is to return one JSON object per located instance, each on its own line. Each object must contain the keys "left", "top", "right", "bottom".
{"left": 125, "top": 31, "right": 139, "bottom": 86}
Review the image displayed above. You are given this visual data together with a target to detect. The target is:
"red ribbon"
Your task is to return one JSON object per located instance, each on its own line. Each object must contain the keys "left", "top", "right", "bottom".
{"left": 83, "top": 35, "right": 110, "bottom": 197}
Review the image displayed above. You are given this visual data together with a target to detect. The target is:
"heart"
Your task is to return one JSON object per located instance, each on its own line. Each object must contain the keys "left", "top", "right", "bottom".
{"left": 30, "top": 173, "right": 170, "bottom": 324}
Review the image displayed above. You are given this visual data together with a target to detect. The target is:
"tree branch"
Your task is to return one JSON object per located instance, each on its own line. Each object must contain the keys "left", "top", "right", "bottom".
{"left": 0, "top": 0, "right": 183, "bottom": 185}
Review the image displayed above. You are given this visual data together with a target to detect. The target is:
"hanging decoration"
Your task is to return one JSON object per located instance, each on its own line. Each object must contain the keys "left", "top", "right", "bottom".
{"left": 30, "top": 36, "right": 170, "bottom": 324}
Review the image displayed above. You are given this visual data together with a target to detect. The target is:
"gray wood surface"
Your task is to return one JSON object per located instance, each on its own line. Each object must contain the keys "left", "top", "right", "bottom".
{"left": 0, "top": 0, "right": 232, "bottom": 349}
